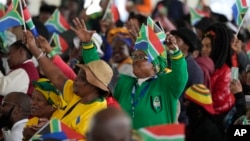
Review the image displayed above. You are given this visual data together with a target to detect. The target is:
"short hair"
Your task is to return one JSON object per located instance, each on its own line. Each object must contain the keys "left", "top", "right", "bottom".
{"left": 8, "top": 92, "right": 31, "bottom": 116}
{"left": 87, "top": 108, "right": 131, "bottom": 141}
{"left": 10, "top": 40, "right": 32, "bottom": 59}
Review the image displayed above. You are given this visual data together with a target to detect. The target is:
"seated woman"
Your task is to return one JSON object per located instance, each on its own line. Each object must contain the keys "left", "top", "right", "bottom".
{"left": 22, "top": 78, "right": 67, "bottom": 140}
{"left": 24, "top": 28, "right": 114, "bottom": 139}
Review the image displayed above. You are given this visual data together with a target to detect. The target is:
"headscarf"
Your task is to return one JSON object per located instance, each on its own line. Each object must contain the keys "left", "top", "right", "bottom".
{"left": 33, "top": 78, "right": 67, "bottom": 109}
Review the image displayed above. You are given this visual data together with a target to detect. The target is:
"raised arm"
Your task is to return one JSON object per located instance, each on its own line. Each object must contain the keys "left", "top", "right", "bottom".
{"left": 38, "top": 36, "right": 76, "bottom": 80}
{"left": 23, "top": 30, "right": 67, "bottom": 92}
{"left": 162, "top": 32, "right": 188, "bottom": 99}
{"left": 71, "top": 18, "right": 100, "bottom": 63}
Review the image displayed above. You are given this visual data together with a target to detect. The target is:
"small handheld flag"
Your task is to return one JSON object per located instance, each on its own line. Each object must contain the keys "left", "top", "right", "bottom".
{"left": 45, "top": 9, "right": 70, "bottom": 34}
{"left": 0, "top": 0, "right": 23, "bottom": 32}
{"left": 22, "top": 0, "right": 39, "bottom": 37}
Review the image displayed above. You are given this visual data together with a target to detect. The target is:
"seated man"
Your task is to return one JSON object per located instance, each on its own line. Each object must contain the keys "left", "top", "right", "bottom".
{"left": 86, "top": 108, "right": 132, "bottom": 141}
{"left": 0, "top": 92, "right": 31, "bottom": 141}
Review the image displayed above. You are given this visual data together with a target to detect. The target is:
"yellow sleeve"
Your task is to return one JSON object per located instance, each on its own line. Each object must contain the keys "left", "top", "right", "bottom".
{"left": 63, "top": 80, "right": 75, "bottom": 103}
{"left": 25, "top": 117, "right": 39, "bottom": 127}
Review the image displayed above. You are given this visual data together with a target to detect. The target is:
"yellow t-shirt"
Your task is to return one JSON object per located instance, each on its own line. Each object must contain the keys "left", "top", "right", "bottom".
{"left": 51, "top": 80, "right": 107, "bottom": 135}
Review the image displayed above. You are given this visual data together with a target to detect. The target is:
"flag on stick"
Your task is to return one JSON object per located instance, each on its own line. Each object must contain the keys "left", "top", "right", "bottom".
{"left": 232, "top": 0, "right": 249, "bottom": 26}
{"left": 147, "top": 17, "right": 166, "bottom": 43}
{"left": 0, "top": 0, "right": 23, "bottom": 31}
{"left": 190, "top": 7, "right": 209, "bottom": 25}
{"left": 134, "top": 24, "right": 165, "bottom": 62}
{"left": 102, "top": 0, "right": 119, "bottom": 23}
{"left": 22, "top": 0, "right": 39, "bottom": 37}
{"left": 49, "top": 33, "right": 68, "bottom": 53}
{"left": 45, "top": 9, "right": 70, "bottom": 34}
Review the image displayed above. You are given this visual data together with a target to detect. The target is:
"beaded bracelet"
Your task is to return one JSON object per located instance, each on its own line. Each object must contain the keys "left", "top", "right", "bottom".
{"left": 36, "top": 52, "right": 45, "bottom": 61}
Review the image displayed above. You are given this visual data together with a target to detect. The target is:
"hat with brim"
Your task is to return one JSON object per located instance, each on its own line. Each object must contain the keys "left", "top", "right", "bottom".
{"left": 185, "top": 84, "right": 215, "bottom": 114}
{"left": 171, "top": 28, "right": 199, "bottom": 53}
{"left": 76, "top": 60, "right": 113, "bottom": 96}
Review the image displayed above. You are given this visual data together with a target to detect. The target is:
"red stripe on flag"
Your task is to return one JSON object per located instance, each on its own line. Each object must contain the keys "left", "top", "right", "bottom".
{"left": 60, "top": 121, "right": 85, "bottom": 139}
{"left": 241, "top": 0, "right": 247, "bottom": 7}
{"left": 147, "top": 26, "right": 164, "bottom": 54}
{"left": 59, "top": 13, "right": 70, "bottom": 30}
{"left": 23, "top": 7, "right": 30, "bottom": 21}
{"left": 59, "top": 35, "right": 68, "bottom": 52}
{"left": 144, "top": 124, "right": 185, "bottom": 136}
{"left": 111, "top": 4, "right": 119, "bottom": 22}
{"left": 6, "top": 3, "right": 12, "bottom": 13}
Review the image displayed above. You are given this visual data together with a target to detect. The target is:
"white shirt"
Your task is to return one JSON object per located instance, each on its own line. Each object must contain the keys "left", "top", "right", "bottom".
{"left": 2, "top": 119, "right": 28, "bottom": 141}
{"left": 0, "top": 59, "right": 31, "bottom": 96}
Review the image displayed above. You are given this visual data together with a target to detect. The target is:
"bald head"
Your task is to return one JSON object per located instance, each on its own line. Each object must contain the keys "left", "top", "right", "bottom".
{"left": 87, "top": 108, "right": 132, "bottom": 141}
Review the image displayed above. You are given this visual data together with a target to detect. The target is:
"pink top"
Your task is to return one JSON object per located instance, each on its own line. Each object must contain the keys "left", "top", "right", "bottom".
{"left": 52, "top": 55, "right": 76, "bottom": 80}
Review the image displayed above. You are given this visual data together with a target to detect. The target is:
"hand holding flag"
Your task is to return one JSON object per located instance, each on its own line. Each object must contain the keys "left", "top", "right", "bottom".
{"left": 21, "top": 0, "right": 39, "bottom": 37}
{"left": 125, "top": 19, "right": 139, "bottom": 44}
{"left": 232, "top": 0, "right": 249, "bottom": 35}
{"left": 165, "top": 32, "right": 178, "bottom": 51}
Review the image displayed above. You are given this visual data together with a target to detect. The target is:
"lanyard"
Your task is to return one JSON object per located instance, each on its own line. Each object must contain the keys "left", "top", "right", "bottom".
{"left": 130, "top": 76, "right": 156, "bottom": 118}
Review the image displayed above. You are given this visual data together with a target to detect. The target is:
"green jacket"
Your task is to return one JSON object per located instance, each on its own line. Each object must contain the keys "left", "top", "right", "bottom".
{"left": 81, "top": 42, "right": 188, "bottom": 129}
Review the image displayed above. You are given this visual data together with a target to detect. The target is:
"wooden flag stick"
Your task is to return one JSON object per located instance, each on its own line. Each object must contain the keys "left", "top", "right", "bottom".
{"left": 18, "top": 0, "right": 26, "bottom": 32}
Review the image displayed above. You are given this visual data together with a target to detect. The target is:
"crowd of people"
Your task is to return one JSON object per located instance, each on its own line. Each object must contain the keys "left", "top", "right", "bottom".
{"left": 0, "top": 0, "right": 250, "bottom": 141}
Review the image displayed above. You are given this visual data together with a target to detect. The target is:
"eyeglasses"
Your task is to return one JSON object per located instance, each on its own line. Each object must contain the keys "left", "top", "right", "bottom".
{"left": 131, "top": 54, "right": 148, "bottom": 61}
{"left": 1, "top": 100, "right": 17, "bottom": 107}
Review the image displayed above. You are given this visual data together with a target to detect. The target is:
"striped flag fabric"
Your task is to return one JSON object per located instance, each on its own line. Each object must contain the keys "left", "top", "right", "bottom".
{"left": 22, "top": 3, "right": 39, "bottom": 37}
{"left": 134, "top": 24, "right": 148, "bottom": 51}
{"left": 102, "top": 0, "right": 119, "bottom": 23}
{"left": 190, "top": 7, "right": 209, "bottom": 25}
{"left": 147, "top": 17, "right": 166, "bottom": 43}
{"left": 147, "top": 25, "right": 164, "bottom": 61}
{"left": 0, "top": 0, "right": 23, "bottom": 32}
{"left": 196, "top": 0, "right": 206, "bottom": 10}
{"left": 50, "top": 33, "right": 69, "bottom": 53}
{"left": 134, "top": 24, "right": 165, "bottom": 62}
{"left": 0, "top": 3, "right": 6, "bottom": 18}
{"left": 232, "top": 0, "right": 249, "bottom": 26}
{"left": 137, "top": 124, "right": 185, "bottom": 141}
{"left": 31, "top": 118, "right": 84, "bottom": 141}
{"left": 45, "top": 9, "right": 70, "bottom": 34}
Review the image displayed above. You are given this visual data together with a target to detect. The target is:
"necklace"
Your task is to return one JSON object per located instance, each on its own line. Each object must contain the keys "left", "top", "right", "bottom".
{"left": 130, "top": 76, "right": 156, "bottom": 118}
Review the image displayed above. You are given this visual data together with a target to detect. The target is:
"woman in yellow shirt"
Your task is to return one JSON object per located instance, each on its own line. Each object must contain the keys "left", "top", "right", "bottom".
{"left": 22, "top": 78, "right": 67, "bottom": 140}
{"left": 23, "top": 20, "right": 114, "bottom": 138}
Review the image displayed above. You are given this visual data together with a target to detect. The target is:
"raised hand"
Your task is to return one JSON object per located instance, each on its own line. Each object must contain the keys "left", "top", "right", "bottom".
{"left": 231, "top": 35, "right": 242, "bottom": 54}
{"left": 71, "top": 17, "right": 96, "bottom": 43}
{"left": 165, "top": 32, "right": 178, "bottom": 51}
{"left": 230, "top": 79, "right": 243, "bottom": 94}
{"left": 125, "top": 19, "right": 139, "bottom": 44}
{"left": 23, "top": 30, "right": 37, "bottom": 49}
{"left": 36, "top": 36, "right": 52, "bottom": 53}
